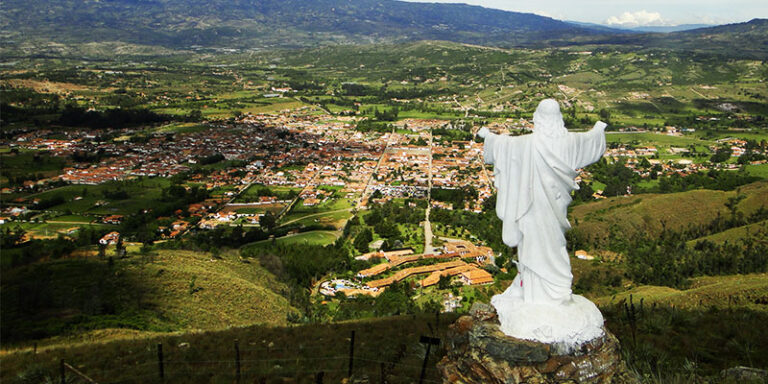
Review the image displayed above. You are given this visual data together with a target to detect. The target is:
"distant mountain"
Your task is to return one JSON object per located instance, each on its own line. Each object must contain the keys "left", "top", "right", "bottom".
{"left": 570, "top": 21, "right": 718, "bottom": 34}
{"left": 0, "top": 0, "right": 617, "bottom": 49}
{"left": 566, "top": 21, "right": 642, "bottom": 34}
{"left": 629, "top": 24, "right": 715, "bottom": 33}
{"left": 648, "top": 19, "right": 768, "bottom": 58}
{"left": 572, "top": 18, "right": 768, "bottom": 59}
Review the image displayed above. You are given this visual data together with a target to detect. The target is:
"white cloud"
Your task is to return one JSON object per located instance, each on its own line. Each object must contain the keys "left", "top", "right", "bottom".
{"left": 605, "top": 10, "right": 667, "bottom": 27}
{"left": 531, "top": 9, "right": 553, "bottom": 18}
{"left": 530, "top": 9, "right": 566, "bottom": 20}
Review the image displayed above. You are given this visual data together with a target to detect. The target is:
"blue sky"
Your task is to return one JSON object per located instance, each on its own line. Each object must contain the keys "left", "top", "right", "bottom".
{"left": 403, "top": 0, "right": 768, "bottom": 26}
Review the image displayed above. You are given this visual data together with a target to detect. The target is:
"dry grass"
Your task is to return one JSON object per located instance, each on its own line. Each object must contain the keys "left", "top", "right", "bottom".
{"left": 1, "top": 79, "right": 90, "bottom": 93}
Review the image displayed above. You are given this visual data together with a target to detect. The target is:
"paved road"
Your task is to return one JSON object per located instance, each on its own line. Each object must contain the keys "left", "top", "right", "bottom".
{"left": 424, "top": 128, "right": 435, "bottom": 254}
{"left": 356, "top": 125, "right": 396, "bottom": 210}
{"left": 277, "top": 170, "right": 320, "bottom": 222}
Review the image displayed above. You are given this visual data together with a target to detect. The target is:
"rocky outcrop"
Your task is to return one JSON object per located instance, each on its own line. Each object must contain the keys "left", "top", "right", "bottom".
{"left": 437, "top": 303, "right": 637, "bottom": 384}
{"left": 720, "top": 366, "right": 768, "bottom": 382}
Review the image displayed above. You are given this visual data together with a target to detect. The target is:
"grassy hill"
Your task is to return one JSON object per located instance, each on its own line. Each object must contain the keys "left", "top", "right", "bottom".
{"left": 570, "top": 180, "right": 768, "bottom": 247}
{"left": 689, "top": 219, "right": 768, "bottom": 245}
{"left": 594, "top": 273, "right": 768, "bottom": 310}
{"left": 1, "top": 249, "right": 297, "bottom": 347}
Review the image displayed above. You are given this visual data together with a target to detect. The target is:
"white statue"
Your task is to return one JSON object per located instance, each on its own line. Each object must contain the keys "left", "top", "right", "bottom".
{"left": 478, "top": 99, "right": 607, "bottom": 346}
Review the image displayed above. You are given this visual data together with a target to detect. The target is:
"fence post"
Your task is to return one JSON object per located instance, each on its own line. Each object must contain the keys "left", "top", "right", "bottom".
{"left": 234, "top": 339, "right": 241, "bottom": 384}
{"left": 157, "top": 343, "right": 164, "bottom": 381}
{"left": 380, "top": 362, "right": 386, "bottom": 384}
{"left": 348, "top": 330, "right": 356, "bottom": 377}
{"left": 60, "top": 358, "right": 65, "bottom": 384}
{"left": 418, "top": 336, "right": 440, "bottom": 384}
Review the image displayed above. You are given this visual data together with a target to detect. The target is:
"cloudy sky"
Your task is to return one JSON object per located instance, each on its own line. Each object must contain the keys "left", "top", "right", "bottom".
{"left": 402, "top": 0, "right": 768, "bottom": 27}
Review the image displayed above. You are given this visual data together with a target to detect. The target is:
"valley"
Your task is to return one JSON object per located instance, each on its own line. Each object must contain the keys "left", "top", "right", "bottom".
{"left": 1, "top": 7, "right": 767, "bottom": 382}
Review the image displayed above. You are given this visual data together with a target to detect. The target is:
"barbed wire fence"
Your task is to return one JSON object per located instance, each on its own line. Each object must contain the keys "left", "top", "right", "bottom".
{"left": 54, "top": 330, "right": 447, "bottom": 384}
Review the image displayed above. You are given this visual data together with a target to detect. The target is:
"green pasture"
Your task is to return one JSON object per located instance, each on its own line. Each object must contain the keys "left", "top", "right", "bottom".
{"left": 23, "top": 178, "right": 171, "bottom": 215}
{"left": 745, "top": 164, "right": 768, "bottom": 179}
{"left": 244, "top": 230, "right": 340, "bottom": 248}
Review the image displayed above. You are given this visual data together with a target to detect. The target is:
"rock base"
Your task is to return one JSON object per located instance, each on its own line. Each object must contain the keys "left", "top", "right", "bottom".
{"left": 437, "top": 303, "right": 637, "bottom": 384}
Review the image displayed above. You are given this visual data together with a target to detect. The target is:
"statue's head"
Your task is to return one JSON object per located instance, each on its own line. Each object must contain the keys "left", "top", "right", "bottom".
{"left": 533, "top": 99, "right": 567, "bottom": 138}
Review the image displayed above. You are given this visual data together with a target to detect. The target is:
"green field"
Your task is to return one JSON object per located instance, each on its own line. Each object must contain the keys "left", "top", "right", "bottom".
{"left": 745, "top": 164, "right": 768, "bottom": 179}
{"left": 25, "top": 178, "right": 172, "bottom": 215}
{"left": 281, "top": 209, "right": 354, "bottom": 229}
{"left": 244, "top": 230, "right": 340, "bottom": 248}
{"left": 0, "top": 221, "right": 111, "bottom": 239}
{"left": 235, "top": 184, "right": 300, "bottom": 203}
{"left": 151, "top": 122, "right": 210, "bottom": 134}
{"left": 0, "top": 151, "right": 68, "bottom": 186}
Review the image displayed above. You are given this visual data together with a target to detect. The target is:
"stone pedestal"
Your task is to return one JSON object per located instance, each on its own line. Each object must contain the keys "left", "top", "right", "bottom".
{"left": 437, "top": 303, "right": 636, "bottom": 384}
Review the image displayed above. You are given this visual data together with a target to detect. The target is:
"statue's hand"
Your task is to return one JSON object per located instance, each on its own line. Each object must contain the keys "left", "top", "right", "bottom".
{"left": 594, "top": 121, "right": 607, "bottom": 131}
{"left": 477, "top": 127, "right": 491, "bottom": 139}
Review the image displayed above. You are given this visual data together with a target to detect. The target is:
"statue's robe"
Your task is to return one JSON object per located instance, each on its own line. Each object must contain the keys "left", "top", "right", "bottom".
{"left": 484, "top": 125, "right": 605, "bottom": 303}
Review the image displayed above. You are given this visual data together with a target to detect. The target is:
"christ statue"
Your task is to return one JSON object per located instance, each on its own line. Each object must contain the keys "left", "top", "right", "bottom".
{"left": 478, "top": 99, "right": 607, "bottom": 345}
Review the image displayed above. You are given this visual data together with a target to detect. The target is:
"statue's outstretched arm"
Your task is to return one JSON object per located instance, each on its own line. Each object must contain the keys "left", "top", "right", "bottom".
{"left": 593, "top": 121, "right": 607, "bottom": 131}
{"left": 478, "top": 127, "right": 499, "bottom": 165}
{"left": 570, "top": 120, "right": 607, "bottom": 169}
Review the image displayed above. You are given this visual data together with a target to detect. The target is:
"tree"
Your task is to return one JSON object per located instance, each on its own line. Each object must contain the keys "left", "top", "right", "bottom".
{"left": 1, "top": 226, "right": 26, "bottom": 248}
{"left": 187, "top": 109, "right": 203, "bottom": 122}
{"left": 261, "top": 211, "right": 276, "bottom": 231}
{"left": 598, "top": 108, "right": 611, "bottom": 123}
{"left": 374, "top": 219, "right": 400, "bottom": 239}
{"left": 374, "top": 281, "right": 413, "bottom": 316}
{"left": 710, "top": 146, "right": 732, "bottom": 163}
{"left": 353, "top": 228, "right": 373, "bottom": 253}
{"left": 115, "top": 235, "right": 126, "bottom": 258}
{"left": 438, "top": 274, "right": 452, "bottom": 290}
{"left": 364, "top": 209, "right": 382, "bottom": 226}
{"left": 572, "top": 181, "right": 594, "bottom": 202}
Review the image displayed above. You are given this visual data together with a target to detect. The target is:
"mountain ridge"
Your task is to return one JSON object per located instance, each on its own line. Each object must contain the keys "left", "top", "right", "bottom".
{"left": 1, "top": 2, "right": 766, "bottom": 58}
{"left": 0, "top": 0, "right": 619, "bottom": 49}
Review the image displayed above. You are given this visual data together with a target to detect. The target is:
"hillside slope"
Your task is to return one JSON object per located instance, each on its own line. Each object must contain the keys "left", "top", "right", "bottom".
{"left": 570, "top": 180, "right": 768, "bottom": 247}
{"left": 594, "top": 273, "right": 768, "bottom": 310}
{"left": 689, "top": 219, "right": 768, "bottom": 245}
{"left": 1, "top": 249, "right": 296, "bottom": 345}
{"left": 0, "top": 0, "right": 614, "bottom": 49}
{"left": 2, "top": 299, "right": 766, "bottom": 383}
